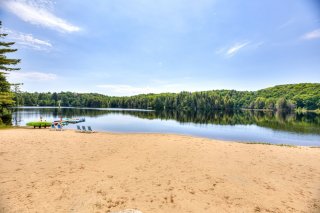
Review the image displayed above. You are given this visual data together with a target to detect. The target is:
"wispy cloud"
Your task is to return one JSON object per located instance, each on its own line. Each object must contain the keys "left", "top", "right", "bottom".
{"left": 2, "top": 0, "right": 80, "bottom": 33}
{"left": 302, "top": 29, "right": 320, "bottom": 40}
{"left": 8, "top": 71, "right": 57, "bottom": 82}
{"left": 3, "top": 28, "right": 52, "bottom": 50}
{"left": 216, "top": 41, "right": 250, "bottom": 58}
{"left": 225, "top": 42, "right": 250, "bottom": 57}
{"left": 216, "top": 40, "right": 265, "bottom": 58}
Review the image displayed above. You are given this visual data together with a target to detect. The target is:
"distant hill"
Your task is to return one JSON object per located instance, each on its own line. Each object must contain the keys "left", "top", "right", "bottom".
{"left": 15, "top": 83, "right": 320, "bottom": 111}
{"left": 255, "top": 83, "right": 320, "bottom": 110}
{"left": 257, "top": 83, "right": 320, "bottom": 99}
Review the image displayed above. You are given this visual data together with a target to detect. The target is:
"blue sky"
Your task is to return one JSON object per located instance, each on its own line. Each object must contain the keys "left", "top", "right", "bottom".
{"left": 1, "top": 0, "right": 320, "bottom": 96}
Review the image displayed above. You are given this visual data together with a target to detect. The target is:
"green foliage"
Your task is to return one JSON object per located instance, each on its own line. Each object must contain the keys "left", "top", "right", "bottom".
{"left": 0, "top": 21, "right": 20, "bottom": 126}
{"left": 275, "top": 98, "right": 294, "bottom": 111}
{"left": 257, "top": 83, "right": 320, "bottom": 110}
{"left": 16, "top": 83, "right": 320, "bottom": 111}
{"left": 26, "top": 121, "right": 52, "bottom": 128}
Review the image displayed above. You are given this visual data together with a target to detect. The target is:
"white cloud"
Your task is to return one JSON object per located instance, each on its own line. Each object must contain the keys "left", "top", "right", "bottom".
{"left": 96, "top": 84, "right": 186, "bottom": 96}
{"left": 302, "top": 29, "right": 320, "bottom": 40}
{"left": 96, "top": 81, "right": 222, "bottom": 96}
{"left": 2, "top": 0, "right": 80, "bottom": 33}
{"left": 216, "top": 41, "right": 255, "bottom": 58}
{"left": 3, "top": 28, "right": 52, "bottom": 50}
{"left": 8, "top": 71, "right": 57, "bottom": 82}
{"left": 225, "top": 42, "right": 250, "bottom": 57}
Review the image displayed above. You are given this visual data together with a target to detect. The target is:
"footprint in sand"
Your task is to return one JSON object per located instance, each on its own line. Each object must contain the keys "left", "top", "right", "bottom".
{"left": 254, "top": 206, "right": 261, "bottom": 212}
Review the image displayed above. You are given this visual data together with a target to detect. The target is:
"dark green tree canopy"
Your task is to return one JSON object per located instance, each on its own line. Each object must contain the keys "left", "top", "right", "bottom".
{"left": 0, "top": 21, "right": 20, "bottom": 73}
{"left": 15, "top": 83, "right": 320, "bottom": 111}
{"left": 0, "top": 21, "right": 21, "bottom": 126}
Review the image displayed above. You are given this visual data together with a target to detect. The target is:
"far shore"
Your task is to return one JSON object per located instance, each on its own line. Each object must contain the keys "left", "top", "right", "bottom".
{"left": 11, "top": 105, "right": 320, "bottom": 113}
{"left": 0, "top": 128, "right": 320, "bottom": 212}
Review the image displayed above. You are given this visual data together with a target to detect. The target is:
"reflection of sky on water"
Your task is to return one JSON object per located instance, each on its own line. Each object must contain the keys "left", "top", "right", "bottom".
{"left": 12, "top": 107, "right": 320, "bottom": 146}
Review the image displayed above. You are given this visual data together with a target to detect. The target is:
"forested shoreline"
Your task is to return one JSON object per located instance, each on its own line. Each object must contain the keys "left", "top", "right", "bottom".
{"left": 14, "top": 83, "right": 320, "bottom": 111}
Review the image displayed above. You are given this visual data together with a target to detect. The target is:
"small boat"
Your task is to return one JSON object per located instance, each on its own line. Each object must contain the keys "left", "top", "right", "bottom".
{"left": 53, "top": 121, "right": 68, "bottom": 125}
{"left": 53, "top": 118, "right": 85, "bottom": 124}
{"left": 66, "top": 118, "right": 85, "bottom": 123}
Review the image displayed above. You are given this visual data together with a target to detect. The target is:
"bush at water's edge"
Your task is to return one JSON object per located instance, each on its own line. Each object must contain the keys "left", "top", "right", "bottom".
{"left": 26, "top": 121, "right": 52, "bottom": 128}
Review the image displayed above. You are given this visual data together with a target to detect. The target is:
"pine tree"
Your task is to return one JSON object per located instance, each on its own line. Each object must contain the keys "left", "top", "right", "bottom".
{"left": 0, "top": 21, "right": 21, "bottom": 126}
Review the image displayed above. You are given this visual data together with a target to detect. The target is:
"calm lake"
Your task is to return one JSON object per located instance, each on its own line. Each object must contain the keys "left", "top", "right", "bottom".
{"left": 12, "top": 107, "right": 320, "bottom": 146}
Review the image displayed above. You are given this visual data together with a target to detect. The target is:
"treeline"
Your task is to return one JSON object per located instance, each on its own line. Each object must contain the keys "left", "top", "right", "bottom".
{"left": 14, "top": 83, "right": 320, "bottom": 111}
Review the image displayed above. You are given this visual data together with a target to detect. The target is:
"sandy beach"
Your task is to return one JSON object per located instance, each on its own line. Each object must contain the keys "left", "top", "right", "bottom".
{"left": 0, "top": 128, "right": 319, "bottom": 213}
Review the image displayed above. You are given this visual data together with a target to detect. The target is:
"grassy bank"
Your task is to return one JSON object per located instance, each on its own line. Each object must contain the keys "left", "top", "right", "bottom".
{"left": 0, "top": 125, "right": 12, "bottom": 130}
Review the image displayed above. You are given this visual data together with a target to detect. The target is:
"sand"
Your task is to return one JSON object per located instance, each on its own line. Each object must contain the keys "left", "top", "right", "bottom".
{"left": 0, "top": 128, "right": 319, "bottom": 213}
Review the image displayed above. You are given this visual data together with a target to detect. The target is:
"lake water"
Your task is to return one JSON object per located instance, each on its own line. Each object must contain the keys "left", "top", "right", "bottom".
{"left": 12, "top": 107, "right": 320, "bottom": 146}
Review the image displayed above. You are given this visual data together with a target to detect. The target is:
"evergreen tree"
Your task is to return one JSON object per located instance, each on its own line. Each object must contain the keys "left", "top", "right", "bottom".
{"left": 0, "top": 21, "right": 21, "bottom": 125}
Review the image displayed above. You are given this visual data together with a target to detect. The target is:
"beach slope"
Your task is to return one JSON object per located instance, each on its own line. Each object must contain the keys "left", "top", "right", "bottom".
{"left": 0, "top": 129, "right": 319, "bottom": 212}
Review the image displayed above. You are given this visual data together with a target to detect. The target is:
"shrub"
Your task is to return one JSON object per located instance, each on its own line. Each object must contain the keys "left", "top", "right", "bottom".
{"left": 26, "top": 121, "right": 52, "bottom": 128}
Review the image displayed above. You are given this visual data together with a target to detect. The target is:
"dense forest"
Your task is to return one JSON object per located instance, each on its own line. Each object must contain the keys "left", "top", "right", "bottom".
{"left": 14, "top": 83, "right": 320, "bottom": 111}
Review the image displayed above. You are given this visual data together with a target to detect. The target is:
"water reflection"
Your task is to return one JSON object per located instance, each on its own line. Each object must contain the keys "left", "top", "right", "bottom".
{"left": 12, "top": 107, "right": 320, "bottom": 135}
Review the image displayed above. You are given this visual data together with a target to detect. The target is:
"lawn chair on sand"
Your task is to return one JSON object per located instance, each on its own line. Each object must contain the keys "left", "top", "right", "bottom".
{"left": 81, "top": 126, "right": 87, "bottom": 132}
{"left": 50, "top": 123, "right": 55, "bottom": 131}
{"left": 76, "top": 125, "right": 82, "bottom": 132}
{"left": 57, "top": 123, "right": 64, "bottom": 131}
{"left": 87, "top": 126, "right": 96, "bottom": 133}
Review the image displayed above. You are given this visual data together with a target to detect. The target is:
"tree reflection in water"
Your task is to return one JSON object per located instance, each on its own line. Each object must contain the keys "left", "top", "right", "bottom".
{"left": 12, "top": 107, "right": 320, "bottom": 135}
